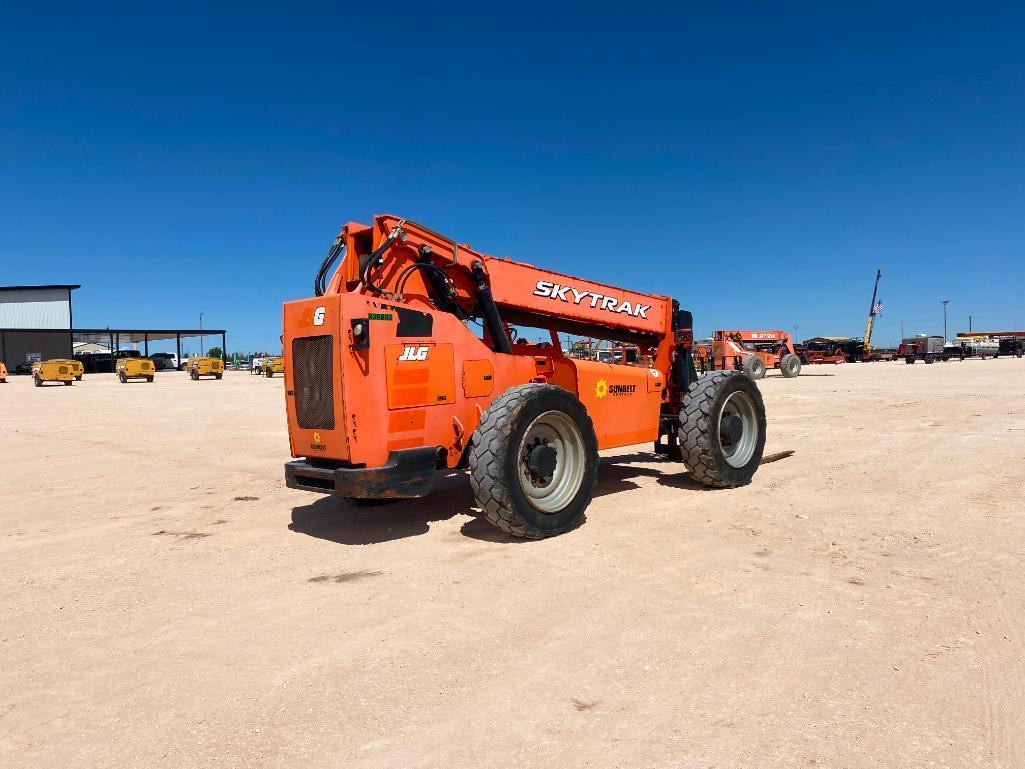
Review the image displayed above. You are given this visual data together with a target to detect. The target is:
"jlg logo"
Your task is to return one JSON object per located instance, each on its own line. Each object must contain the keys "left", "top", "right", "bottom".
{"left": 398, "top": 346, "right": 430, "bottom": 362}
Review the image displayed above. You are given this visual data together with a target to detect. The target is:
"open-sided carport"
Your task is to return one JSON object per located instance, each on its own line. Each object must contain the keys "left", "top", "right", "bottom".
{"left": 73, "top": 328, "right": 227, "bottom": 369}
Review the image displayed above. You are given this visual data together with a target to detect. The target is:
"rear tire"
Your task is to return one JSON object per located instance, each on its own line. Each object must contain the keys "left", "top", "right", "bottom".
{"left": 265, "top": 369, "right": 273, "bottom": 378}
{"left": 147, "top": 375, "right": 154, "bottom": 383}
{"left": 743, "top": 355, "right": 766, "bottom": 380}
{"left": 119, "top": 372, "right": 127, "bottom": 383}
{"left": 190, "top": 370, "right": 199, "bottom": 380}
{"left": 34, "top": 375, "right": 42, "bottom": 387}
{"left": 63, "top": 380, "right": 72, "bottom": 386}
{"left": 779, "top": 353, "right": 801, "bottom": 378}
{"left": 469, "top": 384, "right": 598, "bottom": 539}
{"left": 905, "top": 357, "right": 915, "bottom": 364}
{"left": 215, "top": 373, "right": 222, "bottom": 380}
{"left": 680, "top": 371, "right": 766, "bottom": 488}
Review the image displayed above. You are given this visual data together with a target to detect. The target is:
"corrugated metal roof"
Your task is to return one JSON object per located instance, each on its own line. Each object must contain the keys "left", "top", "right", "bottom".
{"left": 72, "top": 329, "right": 226, "bottom": 343}
{"left": 0, "top": 284, "right": 81, "bottom": 291}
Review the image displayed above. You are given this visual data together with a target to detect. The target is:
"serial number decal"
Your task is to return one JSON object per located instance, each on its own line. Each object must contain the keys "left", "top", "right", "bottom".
{"left": 368, "top": 312, "right": 394, "bottom": 321}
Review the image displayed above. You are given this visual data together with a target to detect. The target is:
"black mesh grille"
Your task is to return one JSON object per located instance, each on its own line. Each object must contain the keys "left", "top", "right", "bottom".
{"left": 292, "top": 336, "right": 335, "bottom": 430}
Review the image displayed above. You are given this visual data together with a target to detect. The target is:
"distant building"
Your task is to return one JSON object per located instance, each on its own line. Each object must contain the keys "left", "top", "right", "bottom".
{"left": 73, "top": 341, "right": 110, "bottom": 354}
{"left": 1, "top": 283, "right": 226, "bottom": 370}
{"left": 0, "top": 284, "right": 79, "bottom": 368}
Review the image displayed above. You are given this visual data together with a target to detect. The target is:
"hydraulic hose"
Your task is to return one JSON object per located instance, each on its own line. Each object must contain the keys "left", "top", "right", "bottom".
{"left": 470, "top": 261, "right": 512, "bottom": 354}
{"left": 314, "top": 235, "right": 345, "bottom": 297}
{"left": 359, "top": 221, "right": 405, "bottom": 296}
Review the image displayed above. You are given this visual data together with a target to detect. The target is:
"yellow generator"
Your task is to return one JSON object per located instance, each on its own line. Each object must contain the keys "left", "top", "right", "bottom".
{"left": 0, "top": 361, "right": 7, "bottom": 383}
{"left": 185, "top": 356, "right": 224, "bottom": 380}
{"left": 53, "top": 358, "right": 84, "bottom": 380}
{"left": 32, "top": 359, "right": 75, "bottom": 386}
{"left": 117, "top": 357, "right": 155, "bottom": 383}
{"left": 263, "top": 356, "right": 284, "bottom": 378}
{"left": 62, "top": 360, "right": 83, "bottom": 383}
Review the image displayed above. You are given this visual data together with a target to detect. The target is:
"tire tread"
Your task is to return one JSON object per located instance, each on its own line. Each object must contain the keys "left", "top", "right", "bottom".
{"left": 468, "top": 384, "right": 595, "bottom": 539}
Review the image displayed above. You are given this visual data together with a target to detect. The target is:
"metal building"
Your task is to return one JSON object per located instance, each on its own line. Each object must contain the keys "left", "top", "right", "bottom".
{"left": 0, "top": 284, "right": 79, "bottom": 369}
{"left": 1, "top": 284, "right": 227, "bottom": 372}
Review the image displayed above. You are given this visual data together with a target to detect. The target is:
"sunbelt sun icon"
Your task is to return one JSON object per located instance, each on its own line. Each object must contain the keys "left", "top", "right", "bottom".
{"left": 594, "top": 378, "right": 608, "bottom": 399}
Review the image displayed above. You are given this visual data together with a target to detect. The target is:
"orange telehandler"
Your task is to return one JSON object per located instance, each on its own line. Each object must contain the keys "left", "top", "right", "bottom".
{"left": 282, "top": 216, "right": 767, "bottom": 538}
{"left": 695, "top": 330, "right": 802, "bottom": 379}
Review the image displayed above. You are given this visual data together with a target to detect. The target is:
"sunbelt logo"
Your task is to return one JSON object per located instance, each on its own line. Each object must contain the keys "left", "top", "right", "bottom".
{"left": 533, "top": 281, "right": 651, "bottom": 319}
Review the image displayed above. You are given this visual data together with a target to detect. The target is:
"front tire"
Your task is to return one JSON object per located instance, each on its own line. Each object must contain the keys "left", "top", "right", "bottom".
{"left": 743, "top": 355, "right": 766, "bottom": 380}
{"left": 34, "top": 375, "right": 42, "bottom": 387}
{"left": 469, "top": 384, "right": 598, "bottom": 539}
{"left": 680, "top": 371, "right": 766, "bottom": 488}
{"left": 779, "top": 353, "right": 801, "bottom": 378}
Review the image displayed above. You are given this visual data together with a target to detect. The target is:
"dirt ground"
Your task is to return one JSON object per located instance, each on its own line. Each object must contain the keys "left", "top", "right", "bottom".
{"left": 2, "top": 359, "right": 1024, "bottom": 769}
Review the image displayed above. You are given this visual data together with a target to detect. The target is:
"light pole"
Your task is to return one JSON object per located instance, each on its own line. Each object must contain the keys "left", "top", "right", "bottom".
{"left": 941, "top": 300, "right": 949, "bottom": 343}
{"left": 199, "top": 312, "right": 205, "bottom": 356}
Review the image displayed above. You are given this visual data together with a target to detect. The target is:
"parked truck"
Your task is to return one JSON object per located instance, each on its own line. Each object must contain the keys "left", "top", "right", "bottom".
{"left": 899, "top": 335, "right": 945, "bottom": 364}
{"left": 997, "top": 337, "right": 1025, "bottom": 358}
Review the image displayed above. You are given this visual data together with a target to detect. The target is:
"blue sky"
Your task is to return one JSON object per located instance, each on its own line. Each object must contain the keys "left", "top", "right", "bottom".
{"left": 2, "top": 2, "right": 1023, "bottom": 352}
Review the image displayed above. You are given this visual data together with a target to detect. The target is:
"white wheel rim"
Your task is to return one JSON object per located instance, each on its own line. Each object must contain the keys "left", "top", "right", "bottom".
{"left": 720, "top": 391, "right": 758, "bottom": 468}
{"left": 517, "top": 410, "right": 586, "bottom": 513}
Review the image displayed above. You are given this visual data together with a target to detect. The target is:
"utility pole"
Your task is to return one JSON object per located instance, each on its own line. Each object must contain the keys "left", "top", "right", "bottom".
{"left": 199, "top": 312, "right": 205, "bottom": 356}
{"left": 900, "top": 320, "right": 904, "bottom": 341}
{"left": 941, "top": 300, "right": 950, "bottom": 343}
{"left": 969, "top": 315, "right": 972, "bottom": 334}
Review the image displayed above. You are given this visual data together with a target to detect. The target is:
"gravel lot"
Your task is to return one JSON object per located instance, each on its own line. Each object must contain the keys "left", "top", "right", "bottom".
{"left": 2, "top": 359, "right": 1024, "bottom": 768}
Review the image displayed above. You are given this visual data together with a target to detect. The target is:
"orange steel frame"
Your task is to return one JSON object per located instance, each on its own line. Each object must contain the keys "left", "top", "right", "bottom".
{"left": 283, "top": 215, "right": 692, "bottom": 473}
